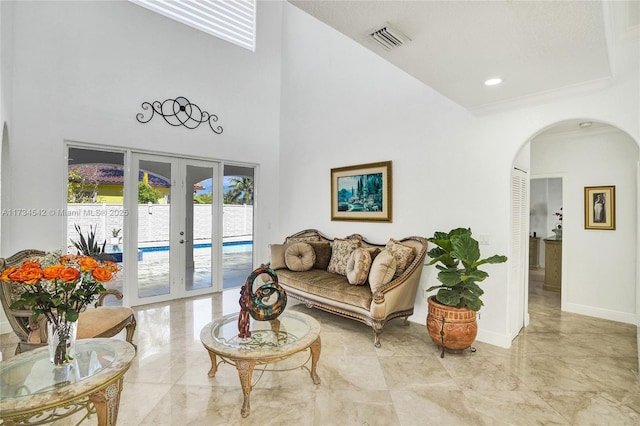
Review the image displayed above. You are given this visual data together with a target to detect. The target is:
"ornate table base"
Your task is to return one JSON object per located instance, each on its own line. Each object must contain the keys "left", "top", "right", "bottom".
{"left": 200, "top": 311, "right": 322, "bottom": 418}
{"left": 205, "top": 336, "right": 321, "bottom": 417}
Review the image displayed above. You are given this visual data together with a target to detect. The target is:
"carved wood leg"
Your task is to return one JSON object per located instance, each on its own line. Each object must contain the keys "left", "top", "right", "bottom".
{"left": 89, "top": 377, "right": 123, "bottom": 426}
{"left": 125, "top": 316, "right": 137, "bottom": 351}
{"left": 206, "top": 350, "right": 218, "bottom": 377}
{"left": 372, "top": 322, "right": 384, "bottom": 348}
{"left": 309, "top": 337, "right": 321, "bottom": 385}
{"left": 373, "top": 331, "right": 382, "bottom": 348}
{"left": 236, "top": 360, "right": 256, "bottom": 418}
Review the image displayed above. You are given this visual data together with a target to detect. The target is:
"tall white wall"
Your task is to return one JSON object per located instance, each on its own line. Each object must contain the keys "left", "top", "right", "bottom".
{"left": 531, "top": 128, "right": 638, "bottom": 321}
{"left": 0, "top": 1, "right": 283, "bottom": 333}
{"left": 1, "top": 0, "right": 283, "bottom": 259}
{"left": 279, "top": 4, "right": 517, "bottom": 345}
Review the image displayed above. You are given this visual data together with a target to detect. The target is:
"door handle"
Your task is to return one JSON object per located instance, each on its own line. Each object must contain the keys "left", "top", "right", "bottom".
{"left": 179, "top": 239, "right": 191, "bottom": 244}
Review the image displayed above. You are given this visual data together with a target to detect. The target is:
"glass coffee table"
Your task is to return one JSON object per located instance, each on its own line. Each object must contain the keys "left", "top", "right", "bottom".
{"left": 0, "top": 338, "right": 135, "bottom": 425}
{"left": 200, "top": 311, "right": 321, "bottom": 417}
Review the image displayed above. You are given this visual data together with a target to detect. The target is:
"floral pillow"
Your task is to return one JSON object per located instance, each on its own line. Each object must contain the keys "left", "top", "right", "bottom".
{"left": 386, "top": 238, "right": 416, "bottom": 277}
{"left": 327, "top": 238, "right": 361, "bottom": 276}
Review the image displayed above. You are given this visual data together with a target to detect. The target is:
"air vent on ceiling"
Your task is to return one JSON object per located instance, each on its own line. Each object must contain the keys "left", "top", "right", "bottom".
{"left": 370, "top": 25, "right": 410, "bottom": 50}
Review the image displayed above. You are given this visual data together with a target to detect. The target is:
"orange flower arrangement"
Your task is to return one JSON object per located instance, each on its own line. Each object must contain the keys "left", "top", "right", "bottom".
{"left": 1, "top": 251, "right": 119, "bottom": 325}
{"left": 1, "top": 251, "right": 120, "bottom": 364}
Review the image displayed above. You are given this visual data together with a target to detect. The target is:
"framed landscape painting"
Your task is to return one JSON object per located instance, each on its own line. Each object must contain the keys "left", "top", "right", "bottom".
{"left": 584, "top": 185, "right": 615, "bottom": 230}
{"left": 331, "top": 161, "right": 392, "bottom": 222}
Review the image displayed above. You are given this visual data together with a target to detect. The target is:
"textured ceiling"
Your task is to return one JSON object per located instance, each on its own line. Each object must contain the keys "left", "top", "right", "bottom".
{"left": 288, "top": 0, "right": 637, "bottom": 113}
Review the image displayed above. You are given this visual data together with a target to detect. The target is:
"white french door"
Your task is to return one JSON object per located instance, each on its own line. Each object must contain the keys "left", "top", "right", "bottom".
{"left": 126, "top": 153, "right": 222, "bottom": 306}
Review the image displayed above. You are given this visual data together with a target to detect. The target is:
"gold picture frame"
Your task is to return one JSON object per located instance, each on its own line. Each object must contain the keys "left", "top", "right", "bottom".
{"left": 584, "top": 186, "right": 615, "bottom": 230}
{"left": 331, "top": 161, "right": 392, "bottom": 222}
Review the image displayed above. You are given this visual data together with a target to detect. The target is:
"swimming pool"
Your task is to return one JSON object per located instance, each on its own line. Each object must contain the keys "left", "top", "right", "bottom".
{"left": 138, "top": 241, "right": 253, "bottom": 254}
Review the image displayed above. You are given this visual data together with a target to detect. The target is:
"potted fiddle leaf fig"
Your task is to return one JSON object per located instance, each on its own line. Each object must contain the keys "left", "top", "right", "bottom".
{"left": 425, "top": 228, "right": 507, "bottom": 356}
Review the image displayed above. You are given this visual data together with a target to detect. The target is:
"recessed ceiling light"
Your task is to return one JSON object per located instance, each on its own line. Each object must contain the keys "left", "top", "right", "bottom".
{"left": 484, "top": 78, "right": 503, "bottom": 86}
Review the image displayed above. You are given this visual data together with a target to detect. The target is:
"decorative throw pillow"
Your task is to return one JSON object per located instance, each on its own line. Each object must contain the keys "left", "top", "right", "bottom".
{"left": 327, "top": 238, "right": 361, "bottom": 276}
{"left": 386, "top": 238, "right": 416, "bottom": 277}
{"left": 368, "top": 249, "right": 397, "bottom": 293}
{"left": 307, "top": 241, "right": 332, "bottom": 270}
{"left": 345, "top": 248, "right": 373, "bottom": 285}
{"left": 269, "top": 244, "right": 288, "bottom": 270}
{"left": 285, "top": 234, "right": 322, "bottom": 244}
{"left": 285, "top": 242, "right": 316, "bottom": 272}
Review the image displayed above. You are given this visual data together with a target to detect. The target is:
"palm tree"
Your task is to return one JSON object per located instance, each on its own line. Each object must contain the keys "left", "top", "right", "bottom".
{"left": 224, "top": 177, "right": 253, "bottom": 205}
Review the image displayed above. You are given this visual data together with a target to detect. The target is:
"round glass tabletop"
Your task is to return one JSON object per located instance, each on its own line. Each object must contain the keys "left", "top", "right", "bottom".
{"left": 0, "top": 339, "right": 134, "bottom": 400}
{"left": 200, "top": 311, "right": 321, "bottom": 358}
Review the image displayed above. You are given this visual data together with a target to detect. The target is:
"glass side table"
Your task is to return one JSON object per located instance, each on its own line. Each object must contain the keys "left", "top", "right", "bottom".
{"left": 200, "top": 311, "right": 321, "bottom": 417}
{"left": 0, "top": 338, "right": 135, "bottom": 425}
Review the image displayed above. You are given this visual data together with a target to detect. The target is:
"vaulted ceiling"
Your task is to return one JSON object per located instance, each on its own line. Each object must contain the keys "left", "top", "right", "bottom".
{"left": 288, "top": 1, "right": 639, "bottom": 113}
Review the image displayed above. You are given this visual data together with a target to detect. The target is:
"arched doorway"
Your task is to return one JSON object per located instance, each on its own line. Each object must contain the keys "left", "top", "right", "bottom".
{"left": 512, "top": 118, "right": 639, "bottom": 336}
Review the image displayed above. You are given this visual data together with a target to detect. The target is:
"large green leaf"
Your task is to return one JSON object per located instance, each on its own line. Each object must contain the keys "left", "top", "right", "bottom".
{"left": 464, "top": 298, "right": 483, "bottom": 311}
{"left": 461, "top": 282, "right": 484, "bottom": 297}
{"left": 437, "top": 269, "right": 464, "bottom": 287}
{"left": 461, "top": 269, "right": 489, "bottom": 283}
{"left": 474, "top": 255, "right": 508, "bottom": 267}
{"left": 427, "top": 232, "right": 453, "bottom": 250}
{"left": 435, "top": 289, "right": 462, "bottom": 306}
{"left": 451, "top": 234, "right": 480, "bottom": 264}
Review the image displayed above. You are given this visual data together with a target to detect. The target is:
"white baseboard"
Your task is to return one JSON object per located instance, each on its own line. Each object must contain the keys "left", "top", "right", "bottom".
{"left": 564, "top": 302, "right": 639, "bottom": 325}
{"left": 476, "top": 328, "right": 512, "bottom": 349}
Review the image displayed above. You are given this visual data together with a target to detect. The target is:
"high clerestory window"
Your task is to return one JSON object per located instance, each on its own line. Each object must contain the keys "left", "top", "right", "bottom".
{"left": 129, "top": 0, "right": 256, "bottom": 51}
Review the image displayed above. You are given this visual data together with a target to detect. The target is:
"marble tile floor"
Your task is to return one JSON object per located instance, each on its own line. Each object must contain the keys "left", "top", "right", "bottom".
{"left": 1, "top": 269, "right": 638, "bottom": 425}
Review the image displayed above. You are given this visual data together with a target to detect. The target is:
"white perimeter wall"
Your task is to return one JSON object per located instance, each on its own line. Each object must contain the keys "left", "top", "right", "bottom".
{"left": 279, "top": 2, "right": 639, "bottom": 347}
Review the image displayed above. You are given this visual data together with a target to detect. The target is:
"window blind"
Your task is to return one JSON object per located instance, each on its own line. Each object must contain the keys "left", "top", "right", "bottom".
{"left": 130, "top": 0, "right": 256, "bottom": 51}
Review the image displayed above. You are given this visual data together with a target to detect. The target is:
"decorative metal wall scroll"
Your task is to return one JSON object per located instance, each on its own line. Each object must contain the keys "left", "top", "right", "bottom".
{"left": 238, "top": 266, "right": 287, "bottom": 338}
{"left": 136, "top": 96, "right": 223, "bottom": 134}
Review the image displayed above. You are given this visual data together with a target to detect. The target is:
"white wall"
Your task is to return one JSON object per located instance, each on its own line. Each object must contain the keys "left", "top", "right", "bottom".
{"left": 1, "top": 0, "right": 282, "bottom": 257}
{"left": 0, "top": 0, "right": 283, "bottom": 332}
{"left": 531, "top": 128, "right": 638, "bottom": 322}
{"left": 279, "top": 4, "right": 518, "bottom": 344}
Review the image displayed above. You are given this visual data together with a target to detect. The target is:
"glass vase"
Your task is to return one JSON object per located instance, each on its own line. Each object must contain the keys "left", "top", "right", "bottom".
{"left": 47, "top": 320, "right": 77, "bottom": 366}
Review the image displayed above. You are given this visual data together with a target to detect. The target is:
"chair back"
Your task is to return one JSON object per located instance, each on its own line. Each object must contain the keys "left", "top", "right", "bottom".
{"left": 0, "top": 250, "right": 47, "bottom": 346}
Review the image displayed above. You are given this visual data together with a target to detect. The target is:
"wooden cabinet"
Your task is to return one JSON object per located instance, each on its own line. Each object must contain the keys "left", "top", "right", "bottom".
{"left": 529, "top": 237, "right": 540, "bottom": 269}
{"left": 543, "top": 238, "right": 562, "bottom": 292}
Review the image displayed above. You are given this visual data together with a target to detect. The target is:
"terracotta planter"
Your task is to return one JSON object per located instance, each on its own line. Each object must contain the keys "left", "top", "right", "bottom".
{"left": 426, "top": 296, "right": 477, "bottom": 354}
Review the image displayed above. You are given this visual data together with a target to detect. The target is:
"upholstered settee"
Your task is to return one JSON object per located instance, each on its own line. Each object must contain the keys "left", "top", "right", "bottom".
{"left": 267, "top": 229, "right": 428, "bottom": 347}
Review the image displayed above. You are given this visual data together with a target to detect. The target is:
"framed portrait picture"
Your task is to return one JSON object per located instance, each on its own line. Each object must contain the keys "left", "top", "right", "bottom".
{"left": 584, "top": 186, "right": 615, "bottom": 230}
{"left": 331, "top": 161, "right": 392, "bottom": 222}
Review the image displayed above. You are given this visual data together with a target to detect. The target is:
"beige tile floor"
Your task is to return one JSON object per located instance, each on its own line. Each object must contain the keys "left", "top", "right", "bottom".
{"left": 1, "top": 269, "right": 639, "bottom": 425}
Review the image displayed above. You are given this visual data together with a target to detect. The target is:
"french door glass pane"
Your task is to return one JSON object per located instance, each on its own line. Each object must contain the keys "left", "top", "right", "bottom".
{"left": 186, "top": 164, "right": 213, "bottom": 292}
{"left": 222, "top": 165, "right": 254, "bottom": 289}
{"left": 67, "top": 147, "right": 125, "bottom": 306}
{"left": 137, "top": 159, "right": 171, "bottom": 298}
